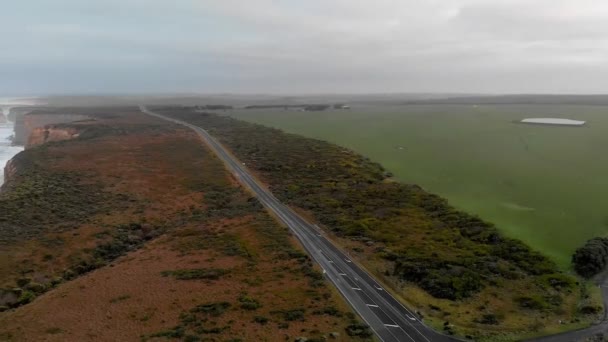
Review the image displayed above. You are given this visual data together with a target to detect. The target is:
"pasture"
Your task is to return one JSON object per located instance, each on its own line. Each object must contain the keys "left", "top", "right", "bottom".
{"left": 230, "top": 104, "right": 608, "bottom": 267}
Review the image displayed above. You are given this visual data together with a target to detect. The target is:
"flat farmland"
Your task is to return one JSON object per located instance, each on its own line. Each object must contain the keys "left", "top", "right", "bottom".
{"left": 230, "top": 104, "right": 608, "bottom": 267}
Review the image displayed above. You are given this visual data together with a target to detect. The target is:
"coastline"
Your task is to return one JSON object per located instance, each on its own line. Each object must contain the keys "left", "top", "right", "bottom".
{"left": 0, "top": 107, "right": 24, "bottom": 185}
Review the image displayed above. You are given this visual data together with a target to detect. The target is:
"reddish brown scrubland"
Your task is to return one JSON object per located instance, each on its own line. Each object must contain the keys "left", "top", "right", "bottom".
{"left": 0, "top": 107, "right": 367, "bottom": 342}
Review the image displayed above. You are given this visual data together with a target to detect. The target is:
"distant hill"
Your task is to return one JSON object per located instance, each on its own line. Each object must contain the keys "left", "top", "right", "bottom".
{"left": 37, "top": 93, "right": 481, "bottom": 107}
{"left": 404, "top": 94, "right": 608, "bottom": 106}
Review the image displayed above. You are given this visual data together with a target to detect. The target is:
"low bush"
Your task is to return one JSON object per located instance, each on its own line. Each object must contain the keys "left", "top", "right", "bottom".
{"left": 238, "top": 294, "right": 261, "bottom": 311}
{"left": 345, "top": 324, "right": 373, "bottom": 337}
{"left": 161, "top": 268, "right": 230, "bottom": 281}
{"left": 515, "top": 296, "right": 548, "bottom": 311}
{"left": 272, "top": 308, "right": 306, "bottom": 322}
{"left": 572, "top": 238, "right": 608, "bottom": 278}
{"left": 190, "top": 302, "right": 231, "bottom": 317}
{"left": 253, "top": 316, "right": 269, "bottom": 325}
{"left": 580, "top": 305, "right": 603, "bottom": 315}
{"left": 313, "top": 306, "right": 342, "bottom": 317}
{"left": 476, "top": 314, "right": 500, "bottom": 325}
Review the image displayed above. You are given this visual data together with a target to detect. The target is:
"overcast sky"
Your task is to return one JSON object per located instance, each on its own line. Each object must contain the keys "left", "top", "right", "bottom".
{"left": 2, "top": 0, "right": 608, "bottom": 95}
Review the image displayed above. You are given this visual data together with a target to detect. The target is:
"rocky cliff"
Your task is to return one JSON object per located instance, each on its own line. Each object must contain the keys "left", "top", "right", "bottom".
{"left": 0, "top": 150, "right": 33, "bottom": 192}
{"left": 12, "top": 111, "right": 89, "bottom": 145}
{"left": 26, "top": 124, "right": 83, "bottom": 148}
{"left": 2, "top": 157, "right": 19, "bottom": 190}
{"left": 3, "top": 110, "right": 91, "bottom": 189}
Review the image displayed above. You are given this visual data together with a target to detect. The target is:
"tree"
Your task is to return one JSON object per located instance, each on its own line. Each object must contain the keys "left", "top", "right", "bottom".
{"left": 572, "top": 237, "right": 608, "bottom": 278}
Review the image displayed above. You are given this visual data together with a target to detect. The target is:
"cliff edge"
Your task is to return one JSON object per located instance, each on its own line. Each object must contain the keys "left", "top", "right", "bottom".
{"left": 27, "top": 124, "right": 83, "bottom": 148}
{"left": 12, "top": 111, "right": 89, "bottom": 145}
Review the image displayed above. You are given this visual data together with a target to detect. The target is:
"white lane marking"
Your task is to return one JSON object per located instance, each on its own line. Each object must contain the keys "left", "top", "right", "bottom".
{"left": 320, "top": 251, "right": 333, "bottom": 263}
{"left": 384, "top": 324, "right": 400, "bottom": 328}
{"left": 366, "top": 304, "right": 379, "bottom": 308}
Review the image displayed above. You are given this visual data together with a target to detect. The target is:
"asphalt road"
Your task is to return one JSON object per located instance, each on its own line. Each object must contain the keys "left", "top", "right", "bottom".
{"left": 141, "top": 106, "right": 457, "bottom": 342}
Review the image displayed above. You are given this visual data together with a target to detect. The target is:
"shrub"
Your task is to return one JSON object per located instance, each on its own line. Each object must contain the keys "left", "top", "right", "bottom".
{"left": 25, "top": 282, "right": 45, "bottom": 294}
{"left": 238, "top": 295, "right": 261, "bottom": 311}
{"left": 161, "top": 268, "right": 229, "bottom": 280}
{"left": 572, "top": 238, "right": 608, "bottom": 278}
{"left": 313, "top": 306, "right": 342, "bottom": 317}
{"left": 515, "top": 296, "right": 547, "bottom": 310}
{"left": 190, "top": 302, "right": 231, "bottom": 317}
{"left": 285, "top": 309, "right": 305, "bottom": 321}
{"left": 539, "top": 273, "right": 576, "bottom": 291}
{"left": 272, "top": 308, "right": 306, "bottom": 322}
{"left": 580, "top": 305, "right": 603, "bottom": 315}
{"left": 109, "top": 295, "right": 131, "bottom": 303}
{"left": 149, "top": 326, "right": 185, "bottom": 339}
{"left": 345, "top": 324, "right": 373, "bottom": 337}
{"left": 17, "top": 291, "right": 35, "bottom": 305}
{"left": 45, "top": 328, "right": 63, "bottom": 334}
{"left": 253, "top": 316, "right": 269, "bottom": 325}
{"left": 394, "top": 261, "right": 483, "bottom": 300}
{"left": 477, "top": 314, "right": 500, "bottom": 325}
{"left": 16, "top": 278, "right": 31, "bottom": 287}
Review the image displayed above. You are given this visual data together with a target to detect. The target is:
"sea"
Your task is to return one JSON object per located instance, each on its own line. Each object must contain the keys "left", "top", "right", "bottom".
{"left": 0, "top": 106, "right": 25, "bottom": 185}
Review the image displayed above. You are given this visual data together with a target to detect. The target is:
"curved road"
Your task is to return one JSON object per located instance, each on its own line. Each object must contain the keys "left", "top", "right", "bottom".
{"left": 142, "top": 106, "right": 608, "bottom": 342}
{"left": 141, "top": 106, "right": 457, "bottom": 342}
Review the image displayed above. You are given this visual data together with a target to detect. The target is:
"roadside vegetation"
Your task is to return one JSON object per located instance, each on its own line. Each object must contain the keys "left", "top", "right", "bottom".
{"left": 229, "top": 104, "right": 608, "bottom": 268}
{"left": 155, "top": 106, "right": 602, "bottom": 341}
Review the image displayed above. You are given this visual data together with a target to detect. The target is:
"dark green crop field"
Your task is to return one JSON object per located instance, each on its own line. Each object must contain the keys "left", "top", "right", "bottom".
{"left": 231, "top": 104, "right": 608, "bottom": 267}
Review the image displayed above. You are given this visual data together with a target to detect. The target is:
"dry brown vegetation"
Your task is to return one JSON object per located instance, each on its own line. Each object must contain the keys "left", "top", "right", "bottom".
{"left": 0, "top": 108, "right": 367, "bottom": 342}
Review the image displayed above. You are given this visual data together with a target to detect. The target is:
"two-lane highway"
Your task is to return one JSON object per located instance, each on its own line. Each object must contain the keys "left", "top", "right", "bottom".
{"left": 141, "top": 106, "right": 457, "bottom": 342}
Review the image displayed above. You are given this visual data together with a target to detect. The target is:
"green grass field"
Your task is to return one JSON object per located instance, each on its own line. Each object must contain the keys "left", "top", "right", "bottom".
{"left": 230, "top": 104, "right": 608, "bottom": 268}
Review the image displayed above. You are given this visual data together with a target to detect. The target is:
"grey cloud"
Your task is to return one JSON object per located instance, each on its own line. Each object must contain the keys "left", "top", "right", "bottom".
{"left": 1, "top": 0, "right": 607, "bottom": 95}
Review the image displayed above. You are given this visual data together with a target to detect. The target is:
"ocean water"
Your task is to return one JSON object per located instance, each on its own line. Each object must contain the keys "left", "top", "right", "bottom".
{"left": 0, "top": 98, "right": 39, "bottom": 185}
{"left": 0, "top": 114, "right": 24, "bottom": 185}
